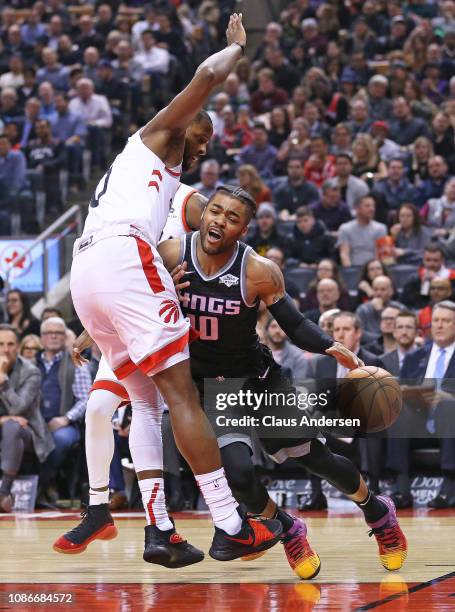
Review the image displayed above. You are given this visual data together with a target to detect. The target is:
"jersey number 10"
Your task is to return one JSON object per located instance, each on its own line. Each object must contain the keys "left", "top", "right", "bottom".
{"left": 187, "top": 314, "right": 219, "bottom": 341}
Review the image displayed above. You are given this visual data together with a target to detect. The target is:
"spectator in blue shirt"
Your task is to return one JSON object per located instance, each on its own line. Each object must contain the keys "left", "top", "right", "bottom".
{"left": 0, "top": 134, "right": 27, "bottom": 234}
{"left": 238, "top": 123, "right": 278, "bottom": 179}
{"left": 37, "top": 48, "right": 69, "bottom": 92}
{"left": 53, "top": 93, "right": 87, "bottom": 189}
{"left": 416, "top": 155, "right": 450, "bottom": 207}
{"left": 38, "top": 81, "right": 58, "bottom": 126}
{"left": 371, "top": 157, "right": 419, "bottom": 221}
{"left": 20, "top": 9, "right": 47, "bottom": 47}
{"left": 389, "top": 97, "right": 432, "bottom": 146}
{"left": 19, "top": 97, "right": 40, "bottom": 149}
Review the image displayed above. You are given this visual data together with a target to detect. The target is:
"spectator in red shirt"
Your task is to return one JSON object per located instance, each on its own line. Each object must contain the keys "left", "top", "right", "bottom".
{"left": 250, "top": 68, "right": 288, "bottom": 116}
{"left": 218, "top": 105, "right": 252, "bottom": 151}
{"left": 303, "top": 134, "right": 336, "bottom": 188}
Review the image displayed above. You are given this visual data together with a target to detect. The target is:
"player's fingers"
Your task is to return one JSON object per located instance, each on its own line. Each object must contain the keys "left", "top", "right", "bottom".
{"left": 357, "top": 358, "right": 365, "bottom": 368}
{"left": 175, "top": 280, "right": 190, "bottom": 292}
{"left": 170, "top": 263, "right": 182, "bottom": 275}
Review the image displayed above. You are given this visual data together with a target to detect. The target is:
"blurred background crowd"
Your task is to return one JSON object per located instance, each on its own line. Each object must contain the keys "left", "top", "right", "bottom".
{"left": 1, "top": 0, "right": 455, "bottom": 513}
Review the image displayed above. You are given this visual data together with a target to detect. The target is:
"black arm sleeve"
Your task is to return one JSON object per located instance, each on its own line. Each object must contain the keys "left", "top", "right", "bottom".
{"left": 267, "top": 294, "right": 334, "bottom": 355}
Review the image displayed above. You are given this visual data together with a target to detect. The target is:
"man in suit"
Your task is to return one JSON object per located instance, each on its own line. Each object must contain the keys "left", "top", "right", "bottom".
{"left": 303, "top": 312, "right": 380, "bottom": 509}
{"left": 387, "top": 301, "right": 455, "bottom": 508}
{"left": 380, "top": 311, "right": 418, "bottom": 377}
{"left": 0, "top": 324, "right": 54, "bottom": 512}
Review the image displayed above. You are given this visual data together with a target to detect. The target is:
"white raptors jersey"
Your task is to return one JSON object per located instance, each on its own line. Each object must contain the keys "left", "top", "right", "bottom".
{"left": 159, "top": 183, "right": 197, "bottom": 243}
{"left": 82, "top": 130, "right": 181, "bottom": 246}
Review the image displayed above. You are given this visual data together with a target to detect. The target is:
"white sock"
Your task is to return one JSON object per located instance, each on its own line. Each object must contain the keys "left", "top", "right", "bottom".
{"left": 138, "top": 477, "right": 173, "bottom": 530}
{"left": 126, "top": 383, "right": 172, "bottom": 531}
{"left": 89, "top": 487, "right": 109, "bottom": 506}
{"left": 195, "top": 468, "right": 241, "bottom": 535}
{"left": 85, "top": 389, "right": 120, "bottom": 506}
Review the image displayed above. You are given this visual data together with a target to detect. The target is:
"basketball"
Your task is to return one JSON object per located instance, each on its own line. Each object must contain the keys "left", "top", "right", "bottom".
{"left": 337, "top": 366, "right": 402, "bottom": 433}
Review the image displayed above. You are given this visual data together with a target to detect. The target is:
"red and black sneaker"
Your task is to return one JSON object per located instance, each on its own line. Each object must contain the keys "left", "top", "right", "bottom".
{"left": 53, "top": 504, "right": 118, "bottom": 554}
{"left": 209, "top": 514, "right": 283, "bottom": 561}
{"left": 143, "top": 521, "right": 204, "bottom": 568}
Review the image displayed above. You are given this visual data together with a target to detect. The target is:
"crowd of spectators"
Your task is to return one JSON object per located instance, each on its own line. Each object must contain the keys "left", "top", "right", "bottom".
{"left": 0, "top": 0, "right": 237, "bottom": 231}
{"left": 1, "top": 0, "right": 455, "bottom": 511}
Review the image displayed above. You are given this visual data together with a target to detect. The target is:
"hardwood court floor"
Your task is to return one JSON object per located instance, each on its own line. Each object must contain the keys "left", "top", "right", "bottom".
{"left": 0, "top": 509, "right": 454, "bottom": 611}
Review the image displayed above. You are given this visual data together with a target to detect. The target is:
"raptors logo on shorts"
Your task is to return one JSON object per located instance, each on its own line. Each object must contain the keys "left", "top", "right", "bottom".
{"left": 159, "top": 299, "right": 180, "bottom": 324}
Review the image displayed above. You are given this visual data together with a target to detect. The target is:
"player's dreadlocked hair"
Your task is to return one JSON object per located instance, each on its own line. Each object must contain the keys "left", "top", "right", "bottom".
{"left": 214, "top": 184, "right": 257, "bottom": 219}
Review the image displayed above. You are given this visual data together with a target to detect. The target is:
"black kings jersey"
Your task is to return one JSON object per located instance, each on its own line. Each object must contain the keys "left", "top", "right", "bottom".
{"left": 180, "top": 232, "right": 264, "bottom": 379}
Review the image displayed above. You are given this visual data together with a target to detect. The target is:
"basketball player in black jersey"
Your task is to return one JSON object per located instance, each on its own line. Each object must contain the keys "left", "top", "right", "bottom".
{"left": 159, "top": 185, "right": 408, "bottom": 574}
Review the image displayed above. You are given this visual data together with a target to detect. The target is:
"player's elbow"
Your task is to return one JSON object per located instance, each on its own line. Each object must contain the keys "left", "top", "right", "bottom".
{"left": 196, "top": 66, "right": 216, "bottom": 84}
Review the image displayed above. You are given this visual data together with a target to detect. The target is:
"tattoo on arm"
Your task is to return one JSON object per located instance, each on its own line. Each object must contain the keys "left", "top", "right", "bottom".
{"left": 269, "top": 265, "right": 285, "bottom": 303}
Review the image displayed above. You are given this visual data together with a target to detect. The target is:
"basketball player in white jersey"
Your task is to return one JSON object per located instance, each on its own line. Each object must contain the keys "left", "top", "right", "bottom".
{"left": 69, "top": 14, "right": 283, "bottom": 565}
{"left": 55, "top": 186, "right": 208, "bottom": 566}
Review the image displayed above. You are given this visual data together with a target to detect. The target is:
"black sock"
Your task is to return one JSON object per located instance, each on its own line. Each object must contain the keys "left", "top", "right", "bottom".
{"left": 0, "top": 473, "right": 14, "bottom": 496}
{"left": 355, "top": 490, "right": 387, "bottom": 523}
{"left": 273, "top": 507, "right": 294, "bottom": 532}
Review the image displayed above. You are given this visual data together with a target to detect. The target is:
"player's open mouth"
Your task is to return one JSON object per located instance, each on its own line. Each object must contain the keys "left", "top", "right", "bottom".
{"left": 207, "top": 227, "right": 223, "bottom": 243}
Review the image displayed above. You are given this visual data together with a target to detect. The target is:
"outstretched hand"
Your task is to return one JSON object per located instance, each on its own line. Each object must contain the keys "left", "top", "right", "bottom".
{"left": 226, "top": 13, "right": 246, "bottom": 48}
{"left": 326, "top": 342, "right": 364, "bottom": 371}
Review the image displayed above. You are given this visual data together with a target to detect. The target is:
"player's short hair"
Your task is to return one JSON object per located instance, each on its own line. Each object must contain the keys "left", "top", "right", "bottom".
{"left": 192, "top": 109, "right": 212, "bottom": 126}
{"left": 213, "top": 185, "right": 257, "bottom": 219}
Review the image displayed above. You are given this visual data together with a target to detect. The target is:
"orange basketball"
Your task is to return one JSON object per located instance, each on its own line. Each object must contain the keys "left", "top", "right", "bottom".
{"left": 337, "top": 366, "right": 402, "bottom": 433}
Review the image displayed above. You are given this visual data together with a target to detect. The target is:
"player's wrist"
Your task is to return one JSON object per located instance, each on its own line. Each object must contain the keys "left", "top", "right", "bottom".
{"left": 231, "top": 42, "right": 245, "bottom": 55}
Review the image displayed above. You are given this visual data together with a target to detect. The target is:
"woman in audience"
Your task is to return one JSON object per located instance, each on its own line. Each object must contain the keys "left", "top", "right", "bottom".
{"left": 351, "top": 133, "right": 386, "bottom": 181}
{"left": 356, "top": 258, "right": 392, "bottom": 306}
{"left": 6, "top": 289, "right": 40, "bottom": 339}
{"left": 268, "top": 106, "right": 291, "bottom": 148}
{"left": 236, "top": 164, "right": 272, "bottom": 206}
{"left": 19, "top": 334, "right": 43, "bottom": 364}
{"left": 407, "top": 136, "right": 434, "bottom": 185}
{"left": 276, "top": 117, "right": 311, "bottom": 169}
{"left": 390, "top": 202, "right": 433, "bottom": 263}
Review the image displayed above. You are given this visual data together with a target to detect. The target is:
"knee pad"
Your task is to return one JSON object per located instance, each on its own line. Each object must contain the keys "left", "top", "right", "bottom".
{"left": 86, "top": 389, "right": 121, "bottom": 423}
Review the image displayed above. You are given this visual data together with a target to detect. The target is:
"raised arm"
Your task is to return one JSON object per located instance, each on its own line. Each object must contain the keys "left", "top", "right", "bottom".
{"left": 185, "top": 192, "right": 208, "bottom": 231}
{"left": 247, "top": 253, "right": 363, "bottom": 368}
{"left": 142, "top": 14, "right": 246, "bottom": 143}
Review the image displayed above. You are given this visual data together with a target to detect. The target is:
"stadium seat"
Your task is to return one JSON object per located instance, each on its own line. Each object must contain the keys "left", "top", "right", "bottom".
{"left": 340, "top": 266, "right": 362, "bottom": 293}
{"left": 286, "top": 267, "right": 317, "bottom": 296}
{"left": 390, "top": 265, "right": 419, "bottom": 292}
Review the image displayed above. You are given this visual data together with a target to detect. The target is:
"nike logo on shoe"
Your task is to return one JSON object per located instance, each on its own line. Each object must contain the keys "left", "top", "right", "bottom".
{"left": 226, "top": 534, "right": 254, "bottom": 545}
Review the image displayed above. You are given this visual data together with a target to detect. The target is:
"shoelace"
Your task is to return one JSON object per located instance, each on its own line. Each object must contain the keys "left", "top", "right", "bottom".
{"left": 282, "top": 528, "right": 308, "bottom": 563}
{"left": 368, "top": 525, "right": 400, "bottom": 549}
{"left": 69, "top": 506, "right": 99, "bottom": 537}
